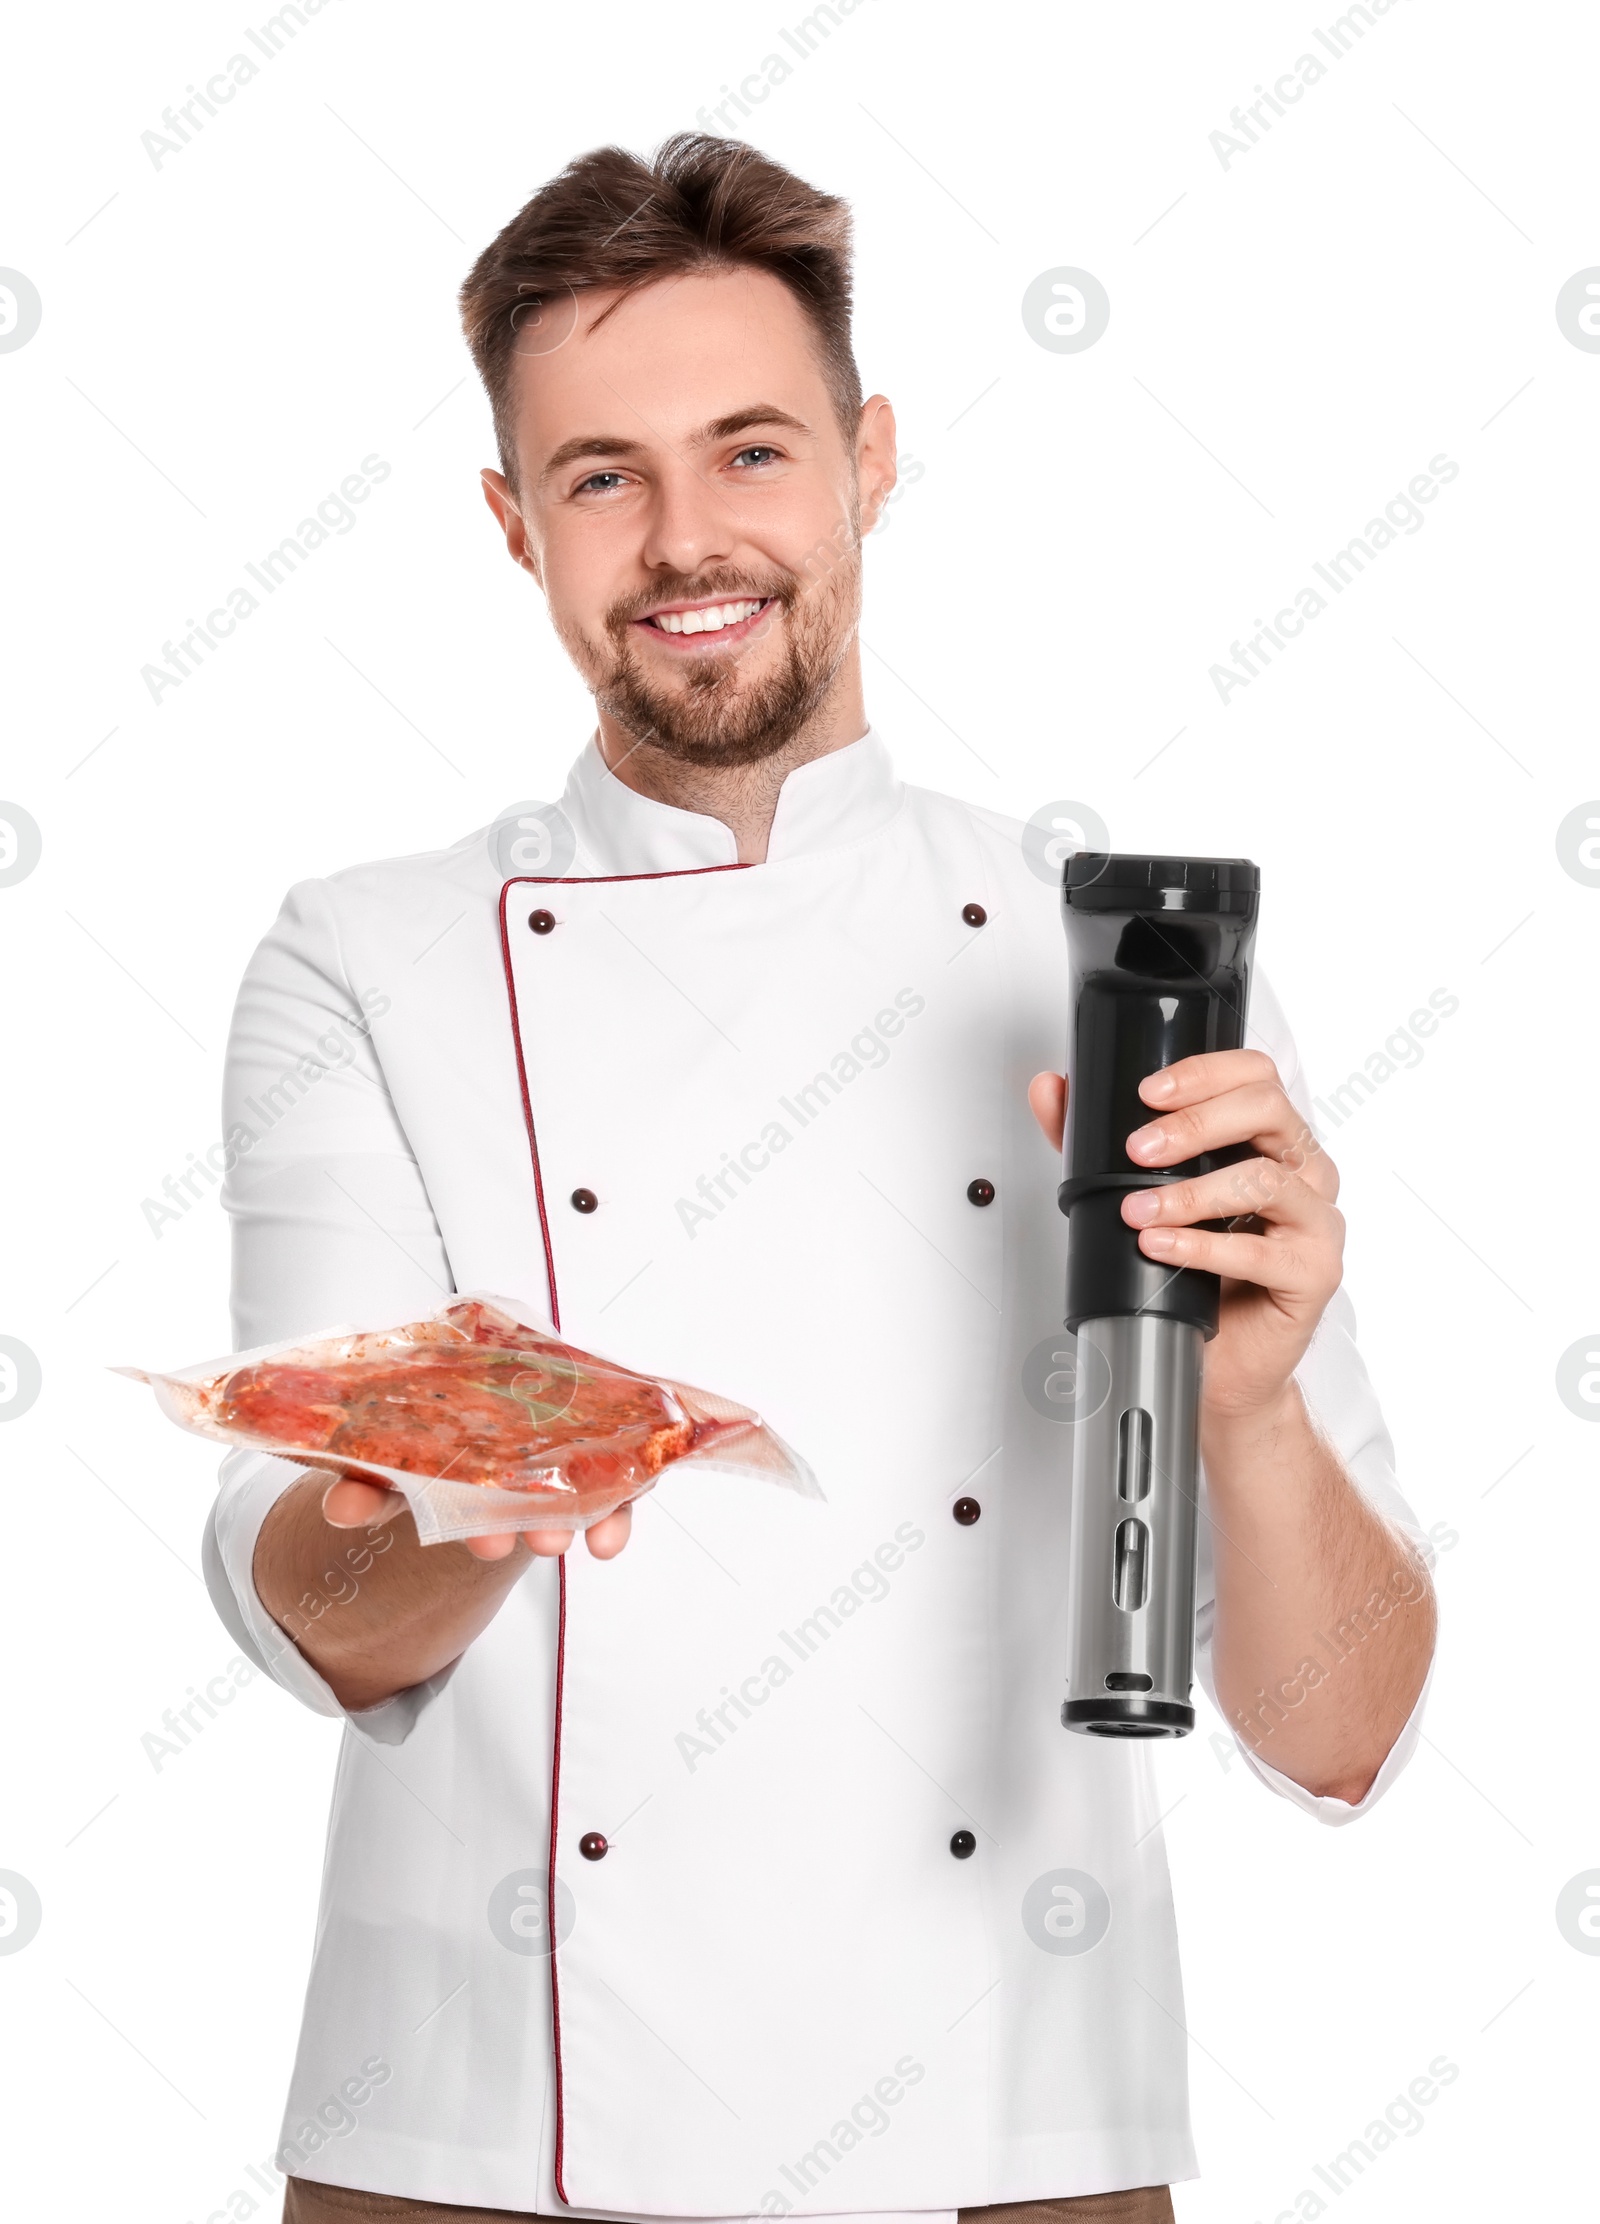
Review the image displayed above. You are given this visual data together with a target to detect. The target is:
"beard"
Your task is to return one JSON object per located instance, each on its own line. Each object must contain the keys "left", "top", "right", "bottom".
{"left": 558, "top": 540, "right": 861, "bottom": 770}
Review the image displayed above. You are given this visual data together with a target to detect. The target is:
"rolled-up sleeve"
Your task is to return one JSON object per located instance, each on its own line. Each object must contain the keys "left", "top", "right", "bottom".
{"left": 1193, "top": 969, "right": 1436, "bottom": 1822}
{"left": 202, "top": 878, "right": 457, "bottom": 1741}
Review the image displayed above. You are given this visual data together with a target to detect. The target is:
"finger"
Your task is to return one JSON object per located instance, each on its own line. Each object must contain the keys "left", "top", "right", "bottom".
{"left": 1132, "top": 1217, "right": 1336, "bottom": 1298}
{"left": 518, "top": 1527, "right": 576, "bottom": 1557}
{"left": 1028, "top": 1072, "right": 1067, "bottom": 1153}
{"left": 1139, "top": 1053, "right": 1334, "bottom": 1193}
{"left": 1138, "top": 1049, "right": 1280, "bottom": 1106}
{"left": 1126, "top": 1080, "right": 1334, "bottom": 1195}
{"left": 1121, "top": 1155, "right": 1340, "bottom": 1239}
{"left": 322, "top": 1476, "right": 406, "bottom": 1529}
{"left": 465, "top": 1531, "right": 523, "bottom": 1562}
{"left": 584, "top": 1504, "right": 634, "bottom": 1560}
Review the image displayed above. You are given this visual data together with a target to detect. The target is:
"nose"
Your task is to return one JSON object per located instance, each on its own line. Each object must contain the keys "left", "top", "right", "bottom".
{"left": 639, "top": 452, "right": 739, "bottom": 581}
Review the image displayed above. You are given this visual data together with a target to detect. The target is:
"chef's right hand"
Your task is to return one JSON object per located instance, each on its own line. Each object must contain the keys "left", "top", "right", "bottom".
{"left": 319, "top": 1476, "right": 635, "bottom": 1562}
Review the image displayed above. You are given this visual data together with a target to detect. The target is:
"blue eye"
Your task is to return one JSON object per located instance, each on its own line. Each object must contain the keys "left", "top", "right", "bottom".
{"left": 732, "top": 446, "right": 780, "bottom": 468}
{"left": 576, "top": 471, "right": 628, "bottom": 494}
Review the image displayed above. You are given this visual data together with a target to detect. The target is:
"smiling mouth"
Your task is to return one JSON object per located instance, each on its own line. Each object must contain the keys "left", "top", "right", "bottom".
{"left": 632, "top": 596, "right": 776, "bottom": 649}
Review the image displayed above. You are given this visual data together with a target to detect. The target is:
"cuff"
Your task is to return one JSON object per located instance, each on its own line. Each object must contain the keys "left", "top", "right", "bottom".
{"left": 203, "top": 1448, "right": 453, "bottom": 1747}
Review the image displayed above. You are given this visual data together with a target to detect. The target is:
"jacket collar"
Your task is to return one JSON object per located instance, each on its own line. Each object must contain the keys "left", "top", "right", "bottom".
{"left": 558, "top": 727, "right": 904, "bottom": 876}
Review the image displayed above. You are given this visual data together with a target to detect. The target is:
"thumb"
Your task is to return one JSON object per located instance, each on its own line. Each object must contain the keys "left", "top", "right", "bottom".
{"left": 321, "top": 1472, "right": 407, "bottom": 1530}
{"left": 1028, "top": 1071, "right": 1068, "bottom": 1153}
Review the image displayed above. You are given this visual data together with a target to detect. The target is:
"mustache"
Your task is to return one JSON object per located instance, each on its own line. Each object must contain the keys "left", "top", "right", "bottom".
{"left": 605, "top": 570, "right": 796, "bottom": 636}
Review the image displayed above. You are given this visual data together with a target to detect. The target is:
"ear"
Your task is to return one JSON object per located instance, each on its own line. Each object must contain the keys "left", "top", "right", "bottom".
{"left": 480, "top": 469, "right": 544, "bottom": 585}
{"left": 855, "top": 395, "right": 898, "bottom": 535}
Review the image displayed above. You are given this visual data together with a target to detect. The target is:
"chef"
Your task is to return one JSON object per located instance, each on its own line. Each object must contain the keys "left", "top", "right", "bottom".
{"left": 204, "top": 133, "right": 1437, "bottom": 2224}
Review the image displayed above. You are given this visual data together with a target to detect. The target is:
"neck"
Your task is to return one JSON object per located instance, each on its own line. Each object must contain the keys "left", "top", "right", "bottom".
{"left": 594, "top": 647, "right": 868, "bottom": 863}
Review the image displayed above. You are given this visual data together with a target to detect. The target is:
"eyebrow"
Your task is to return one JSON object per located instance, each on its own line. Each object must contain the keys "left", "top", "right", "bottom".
{"left": 537, "top": 405, "right": 814, "bottom": 486}
{"left": 700, "top": 405, "right": 813, "bottom": 442}
{"left": 538, "top": 434, "right": 648, "bottom": 484}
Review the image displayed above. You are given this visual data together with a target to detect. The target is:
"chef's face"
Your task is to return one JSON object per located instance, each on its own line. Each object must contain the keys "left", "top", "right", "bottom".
{"left": 481, "top": 267, "right": 897, "bottom": 766}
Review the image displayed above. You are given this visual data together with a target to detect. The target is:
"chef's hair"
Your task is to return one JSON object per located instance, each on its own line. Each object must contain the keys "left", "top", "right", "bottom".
{"left": 459, "top": 133, "right": 862, "bottom": 493}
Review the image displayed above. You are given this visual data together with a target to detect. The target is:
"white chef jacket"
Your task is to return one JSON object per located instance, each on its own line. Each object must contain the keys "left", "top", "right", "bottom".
{"left": 205, "top": 729, "right": 1429, "bottom": 2217}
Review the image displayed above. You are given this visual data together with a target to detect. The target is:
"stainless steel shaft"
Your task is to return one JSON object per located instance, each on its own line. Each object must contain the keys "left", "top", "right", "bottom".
{"left": 1062, "top": 1313, "right": 1203, "bottom": 1738}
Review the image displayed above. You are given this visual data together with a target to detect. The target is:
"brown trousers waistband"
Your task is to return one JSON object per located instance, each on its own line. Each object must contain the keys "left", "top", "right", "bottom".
{"left": 282, "top": 2180, "right": 1176, "bottom": 2224}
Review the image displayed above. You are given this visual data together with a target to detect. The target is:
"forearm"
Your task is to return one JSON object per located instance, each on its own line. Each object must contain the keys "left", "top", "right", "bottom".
{"left": 253, "top": 1471, "right": 530, "bottom": 1712}
{"left": 1205, "top": 1383, "right": 1436, "bottom": 1803}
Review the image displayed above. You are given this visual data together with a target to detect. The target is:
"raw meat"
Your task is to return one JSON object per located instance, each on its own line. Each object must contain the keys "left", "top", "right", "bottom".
{"left": 213, "top": 1300, "right": 698, "bottom": 1503}
{"left": 121, "top": 1292, "right": 821, "bottom": 1542}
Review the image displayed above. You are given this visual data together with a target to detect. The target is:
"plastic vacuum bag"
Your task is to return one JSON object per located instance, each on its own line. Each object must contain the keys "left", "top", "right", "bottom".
{"left": 119, "top": 1291, "right": 820, "bottom": 1544}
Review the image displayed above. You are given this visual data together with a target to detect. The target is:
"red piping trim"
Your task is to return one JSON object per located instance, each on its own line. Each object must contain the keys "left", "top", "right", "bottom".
{"left": 509, "top": 863, "right": 752, "bottom": 889}
{"left": 547, "top": 1549, "right": 569, "bottom": 2200}
{"left": 497, "top": 880, "right": 563, "bottom": 1335}
{"left": 495, "top": 861, "right": 750, "bottom": 2209}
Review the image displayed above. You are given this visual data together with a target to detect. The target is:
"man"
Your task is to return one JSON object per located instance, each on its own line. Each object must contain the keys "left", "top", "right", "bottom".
{"left": 206, "top": 134, "right": 1436, "bottom": 2224}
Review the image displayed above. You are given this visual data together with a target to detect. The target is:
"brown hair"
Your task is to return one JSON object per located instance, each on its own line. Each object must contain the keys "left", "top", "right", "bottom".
{"left": 459, "top": 133, "right": 861, "bottom": 490}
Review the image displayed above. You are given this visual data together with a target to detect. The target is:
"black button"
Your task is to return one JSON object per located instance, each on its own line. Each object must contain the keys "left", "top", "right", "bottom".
{"left": 949, "top": 1829, "right": 977, "bottom": 1859}
{"left": 961, "top": 903, "right": 987, "bottom": 928}
{"left": 967, "top": 1178, "right": 995, "bottom": 1207}
{"left": 952, "top": 1497, "right": 981, "bottom": 1526}
{"left": 570, "top": 1188, "right": 598, "bottom": 1214}
{"left": 579, "top": 1831, "right": 608, "bottom": 1861}
{"left": 528, "top": 908, "right": 556, "bottom": 935}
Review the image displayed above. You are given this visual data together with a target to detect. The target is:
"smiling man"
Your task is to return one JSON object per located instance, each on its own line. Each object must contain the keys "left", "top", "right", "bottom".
{"left": 205, "top": 135, "right": 1436, "bottom": 2224}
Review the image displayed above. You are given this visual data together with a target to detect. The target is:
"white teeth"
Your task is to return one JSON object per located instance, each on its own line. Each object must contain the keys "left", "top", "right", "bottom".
{"left": 651, "top": 599, "right": 762, "bottom": 636}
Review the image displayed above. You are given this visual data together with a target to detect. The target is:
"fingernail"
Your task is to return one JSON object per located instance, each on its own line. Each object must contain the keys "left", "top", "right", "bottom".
{"left": 1145, "top": 1071, "right": 1177, "bottom": 1101}
{"left": 1140, "top": 1227, "right": 1178, "bottom": 1254}
{"left": 1123, "top": 1189, "right": 1160, "bottom": 1224}
{"left": 1130, "top": 1125, "right": 1165, "bottom": 1160}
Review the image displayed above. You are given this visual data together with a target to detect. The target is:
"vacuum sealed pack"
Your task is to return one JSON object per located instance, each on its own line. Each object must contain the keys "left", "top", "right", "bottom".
{"left": 119, "top": 1291, "right": 820, "bottom": 1544}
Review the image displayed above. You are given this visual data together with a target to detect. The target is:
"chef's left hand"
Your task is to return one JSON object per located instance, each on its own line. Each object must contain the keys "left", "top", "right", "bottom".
{"left": 1029, "top": 1050, "right": 1342, "bottom": 1421}
{"left": 321, "top": 1477, "right": 634, "bottom": 1563}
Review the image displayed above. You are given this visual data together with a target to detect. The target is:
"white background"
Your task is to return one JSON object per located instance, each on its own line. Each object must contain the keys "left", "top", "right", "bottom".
{"left": 2, "top": 1, "right": 1596, "bottom": 2218}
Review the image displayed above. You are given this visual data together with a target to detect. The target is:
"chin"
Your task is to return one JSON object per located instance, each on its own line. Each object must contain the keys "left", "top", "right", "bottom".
{"left": 604, "top": 700, "right": 815, "bottom": 770}
{"left": 599, "top": 644, "right": 843, "bottom": 769}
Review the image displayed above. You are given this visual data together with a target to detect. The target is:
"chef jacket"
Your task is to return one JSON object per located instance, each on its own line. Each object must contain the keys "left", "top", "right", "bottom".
{"left": 205, "top": 728, "right": 1429, "bottom": 2217}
